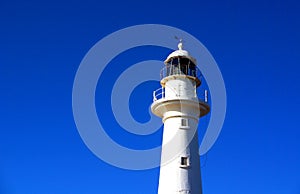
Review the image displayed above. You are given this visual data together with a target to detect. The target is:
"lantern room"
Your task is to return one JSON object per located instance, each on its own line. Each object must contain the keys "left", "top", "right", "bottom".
{"left": 160, "top": 41, "right": 201, "bottom": 87}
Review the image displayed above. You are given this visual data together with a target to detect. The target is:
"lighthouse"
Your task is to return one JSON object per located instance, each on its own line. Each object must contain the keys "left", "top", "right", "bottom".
{"left": 151, "top": 41, "right": 210, "bottom": 194}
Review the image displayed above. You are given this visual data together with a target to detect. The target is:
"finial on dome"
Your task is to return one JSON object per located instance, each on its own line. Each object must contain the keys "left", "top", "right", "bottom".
{"left": 175, "top": 36, "right": 183, "bottom": 50}
{"left": 178, "top": 41, "right": 183, "bottom": 50}
{"left": 178, "top": 39, "right": 183, "bottom": 50}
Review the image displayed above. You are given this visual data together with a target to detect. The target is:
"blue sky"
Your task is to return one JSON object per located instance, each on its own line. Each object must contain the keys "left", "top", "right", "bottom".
{"left": 1, "top": 0, "right": 300, "bottom": 193}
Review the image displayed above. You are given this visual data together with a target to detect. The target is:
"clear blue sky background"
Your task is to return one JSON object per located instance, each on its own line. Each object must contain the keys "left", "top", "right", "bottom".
{"left": 1, "top": 0, "right": 300, "bottom": 193}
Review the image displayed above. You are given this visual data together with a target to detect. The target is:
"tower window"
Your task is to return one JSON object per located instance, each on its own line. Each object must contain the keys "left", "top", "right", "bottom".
{"left": 180, "top": 156, "right": 190, "bottom": 167}
{"left": 180, "top": 118, "right": 189, "bottom": 128}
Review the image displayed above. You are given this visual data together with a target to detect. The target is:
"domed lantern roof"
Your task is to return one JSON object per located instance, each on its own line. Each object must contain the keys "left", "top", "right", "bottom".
{"left": 164, "top": 41, "right": 197, "bottom": 65}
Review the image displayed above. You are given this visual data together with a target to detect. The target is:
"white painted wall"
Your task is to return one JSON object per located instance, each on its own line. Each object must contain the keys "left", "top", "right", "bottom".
{"left": 164, "top": 78, "right": 197, "bottom": 100}
{"left": 158, "top": 116, "right": 202, "bottom": 194}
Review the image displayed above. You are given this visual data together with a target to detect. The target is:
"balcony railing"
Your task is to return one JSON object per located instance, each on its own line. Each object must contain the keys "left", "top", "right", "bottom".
{"left": 153, "top": 87, "right": 208, "bottom": 103}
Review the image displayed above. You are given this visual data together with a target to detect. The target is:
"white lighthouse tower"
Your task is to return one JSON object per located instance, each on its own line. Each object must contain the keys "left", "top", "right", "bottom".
{"left": 151, "top": 41, "right": 210, "bottom": 194}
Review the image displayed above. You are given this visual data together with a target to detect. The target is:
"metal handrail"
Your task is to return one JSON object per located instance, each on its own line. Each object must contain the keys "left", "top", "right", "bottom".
{"left": 197, "top": 89, "right": 209, "bottom": 103}
{"left": 160, "top": 64, "right": 202, "bottom": 80}
{"left": 153, "top": 87, "right": 209, "bottom": 103}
